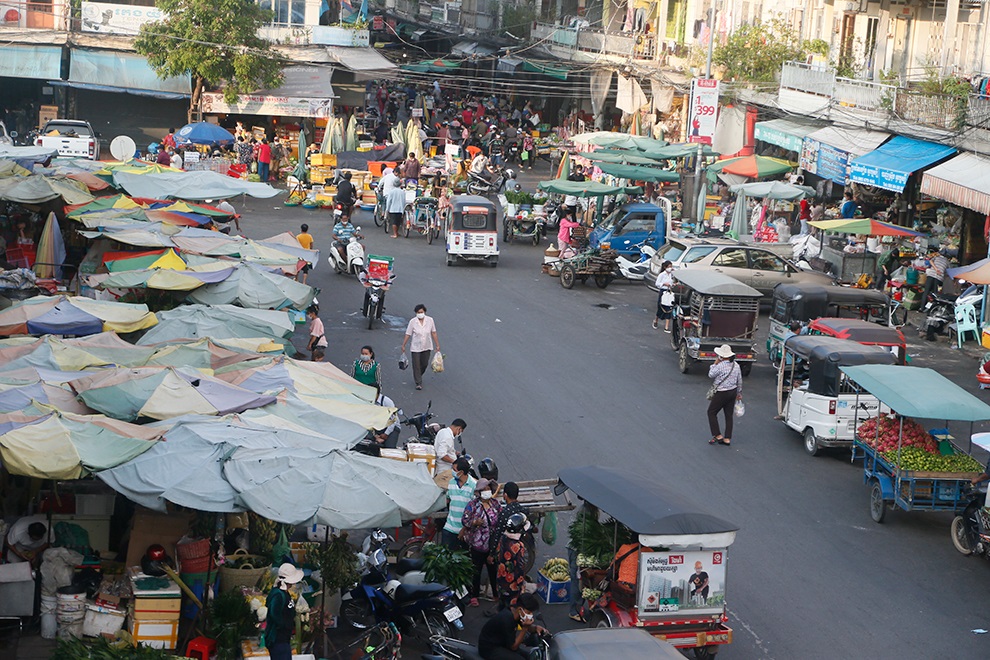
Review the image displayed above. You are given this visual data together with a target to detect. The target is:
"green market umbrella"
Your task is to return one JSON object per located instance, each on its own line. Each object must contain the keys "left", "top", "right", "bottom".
{"left": 538, "top": 178, "right": 642, "bottom": 197}
{"left": 587, "top": 152, "right": 665, "bottom": 166}
{"left": 709, "top": 155, "right": 794, "bottom": 178}
{"left": 642, "top": 142, "right": 720, "bottom": 160}
{"left": 809, "top": 217, "right": 922, "bottom": 237}
{"left": 596, "top": 162, "right": 680, "bottom": 183}
{"left": 555, "top": 151, "right": 570, "bottom": 180}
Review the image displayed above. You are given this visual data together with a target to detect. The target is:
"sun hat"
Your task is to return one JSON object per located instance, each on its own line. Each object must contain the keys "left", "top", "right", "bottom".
{"left": 277, "top": 563, "right": 304, "bottom": 584}
{"left": 714, "top": 344, "right": 734, "bottom": 359}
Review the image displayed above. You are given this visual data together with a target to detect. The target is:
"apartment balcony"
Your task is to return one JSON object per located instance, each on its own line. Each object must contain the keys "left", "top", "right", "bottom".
{"left": 779, "top": 61, "right": 990, "bottom": 133}
{"left": 259, "top": 24, "right": 370, "bottom": 47}
{"left": 531, "top": 22, "right": 657, "bottom": 63}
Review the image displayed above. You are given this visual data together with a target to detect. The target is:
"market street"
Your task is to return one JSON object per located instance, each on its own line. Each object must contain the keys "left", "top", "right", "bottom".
{"left": 235, "top": 184, "right": 990, "bottom": 659}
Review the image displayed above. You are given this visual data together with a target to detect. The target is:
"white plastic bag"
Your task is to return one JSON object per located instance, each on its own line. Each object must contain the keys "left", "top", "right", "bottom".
{"left": 431, "top": 352, "right": 445, "bottom": 373}
{"left": 734, "top": 399, "right": 745, "bottom": 418}
{"left": 661, "top": 290, "right": 675, "bottom": 307}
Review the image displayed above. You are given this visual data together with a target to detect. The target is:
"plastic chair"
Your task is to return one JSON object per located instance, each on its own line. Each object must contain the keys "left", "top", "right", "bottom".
{"left": 186, "top": 636, "right": 217, "bottom": 660}
{"left": 952, "top": 303, "right": 980, "bottom": 348}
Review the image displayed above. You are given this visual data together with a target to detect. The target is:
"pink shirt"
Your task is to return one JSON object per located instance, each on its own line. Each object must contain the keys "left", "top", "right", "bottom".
{"left": 404, "top": 315, "right": 436, "bottom": 352}
{"left": 558, "top": 217, "right": 580, "bottom": 246}
{"left": 309, "top": 317, "right": 328, "bottom": 347}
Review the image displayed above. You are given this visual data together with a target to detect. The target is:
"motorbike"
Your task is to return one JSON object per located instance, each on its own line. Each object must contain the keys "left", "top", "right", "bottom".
{"left": 400, "top": 400, "right": 442, "bottom": 444}
{"left": 951, "top": 483, "right": 990, "bottom": 558}
{"left": 424, "top": 627, "right": 551, "bottom": 660}
{"left": 358, "top": 529, "right": 429, "bottom": 585}
{"left": 922, "top": 284, "right": 983, "bottom": 340}
{"left": 466, "top": 167, "right": 511, "bottom": 197}
{"left": 542, "top": 198, "right": 561, "bottom": 232}
{"left": 363, "top": 272, "right": 394, "bottom": 329}
{"left": 505, "top": 141, "right": 521, "bottom": 166}
{"left": 328, "top": 229, "right": 365, "bottom": 276}
{"left": 615, "top": 244, "right": 657, "bottom": 281}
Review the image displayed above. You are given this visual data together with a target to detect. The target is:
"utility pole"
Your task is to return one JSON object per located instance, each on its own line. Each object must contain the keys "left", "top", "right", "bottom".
{"left": 690, "top": 2, "right": 717, "bottom": 226}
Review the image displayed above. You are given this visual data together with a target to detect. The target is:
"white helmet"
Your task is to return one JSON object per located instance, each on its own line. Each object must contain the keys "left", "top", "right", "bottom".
{"left": 383, "top": 580, "right": 402, "bottom": 600}
{"left": 505, "top": 169, "right": 516, "bottom": 180}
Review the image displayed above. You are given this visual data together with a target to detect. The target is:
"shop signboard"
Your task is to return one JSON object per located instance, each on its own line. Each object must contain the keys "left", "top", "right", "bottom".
{"left": 80, "top": 2, "right": 164, "bottom": 35}
{"left": 849, "top": 160, "right": 907, "bottom": 192}
{"left": 800, "top": 138, "right": 819, "bottom": 175}
{"left": 688, "top": 78, "right": 719, "bottom": 145}
{"left": 802, "top": 136, "right": 855, "bottom": 185}
{"left": 637, "top": 549, "right": 726, "bottom": 619}
{"left": 201, "top": 93, "right": 333, "bottom": 119}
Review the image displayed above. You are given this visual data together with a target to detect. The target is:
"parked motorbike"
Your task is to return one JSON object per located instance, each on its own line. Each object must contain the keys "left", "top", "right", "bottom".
{"left": 615, "top": 244, "right": 657, "bottom": 281}
{"left": 358, "top": 529, "right": 429, "bottom": 586}
{"left": 922, "top": 284, "right": 984, "bottom": 340}
{"left": 504, "top": 209, "right": 545, "bottom": 246}
{"left": 328, "top": 229, "right": 365, "bottom": 276}
{"left": 505, "top": 141, "right": 521, "bottom": 166}
{"left": 401, "top": 400, "right": 442, "bottom": 444}
{"left": 467, "top": 167, "right": 512, "bottom": 197}
{"left": 542, "top": 198, "right": 561, "bottom": 231}
{"left": 951, "top": 484, "right": 990, "bottom": 558}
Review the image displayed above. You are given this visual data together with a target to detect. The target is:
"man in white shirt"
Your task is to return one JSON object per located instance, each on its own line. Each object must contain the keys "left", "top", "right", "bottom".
{"left": 433, "top": 418, "right": 466, "bottom": 466}
{"left": 469, "top": 153, "right": 491, "bottom": 180}
{"left": 5, "top": 514, "right": 50, "bottom": 565}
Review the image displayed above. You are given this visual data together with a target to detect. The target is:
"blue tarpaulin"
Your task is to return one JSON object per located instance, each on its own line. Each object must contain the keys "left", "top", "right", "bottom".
{"left": 840, "top": 365, "right": 990, "bottom": 421}
{"left": 848, "top": 136, "right": 956, "bottom": 193}
{"left": 69, "top": 49, "right": 191, "bottom": 97}
{"left": 26, "top": 303, "right": 104, "bottom": 337}
{"left": 0, "top": 45, "right": 62, "bottom": 80}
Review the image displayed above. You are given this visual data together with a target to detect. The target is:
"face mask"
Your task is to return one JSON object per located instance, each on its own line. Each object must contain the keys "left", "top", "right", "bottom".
{"left": 481, "top": 491, "right": 493, "bottom": 500}
{"left": 666, "top": 267, "right": 673, "bottom": 273}
{"left": 416, "top": 312, "right": 426, "bottom": 320}
{"left": 360, "top": 355, "right": 372, "bottom": 362}
{"left": 505, "top": 532, "right": 521, "bottom": 540}
{"left": 520, "top": 613, "right": 534, "bottom": 625}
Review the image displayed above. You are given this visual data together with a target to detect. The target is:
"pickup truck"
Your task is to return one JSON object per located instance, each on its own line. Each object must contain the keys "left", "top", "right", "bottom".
{"left": 35, "top": 120, "right": 100, "bottom": 160}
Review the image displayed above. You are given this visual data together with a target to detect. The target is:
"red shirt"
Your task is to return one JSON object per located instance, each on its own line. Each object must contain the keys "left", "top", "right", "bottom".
{"left": 258, "top": 143, "right": 272, "bottom": 164}
{"left": 462, "top": 109, "right": 474, "bottom": 126}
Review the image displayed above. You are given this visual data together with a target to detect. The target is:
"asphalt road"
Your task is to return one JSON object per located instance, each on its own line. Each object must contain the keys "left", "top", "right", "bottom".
{"left": 238, "top": 169, "right": 990, "bottom": 659}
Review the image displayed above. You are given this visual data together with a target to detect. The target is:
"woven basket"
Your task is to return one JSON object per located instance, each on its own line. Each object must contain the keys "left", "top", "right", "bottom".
{"left": 175, "top": 538, "right": 211, "bottom": 561}
{"left": 219, "top": 550, "right": 271, "bottom": 593}
{"left": 179, "top": 554, "right": 216, "bottom": 575}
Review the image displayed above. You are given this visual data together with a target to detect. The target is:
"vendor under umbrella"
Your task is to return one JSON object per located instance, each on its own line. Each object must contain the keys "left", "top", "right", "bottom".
{"left": 263, "top": 563, "right": 305, "bottom": 659}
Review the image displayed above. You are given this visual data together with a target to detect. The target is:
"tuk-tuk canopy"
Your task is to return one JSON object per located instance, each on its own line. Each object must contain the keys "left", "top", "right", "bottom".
{"left": 771, "top": 283, "right": 888, "bottom": 324}
{"left": 557, "top": 466, "right": 738, "bottom": 548}
{"left": 784, "top": 336, "right": 896, "bottom": 397}
{"left": 674, "top": 269, "right": 762, "bottom": 298}
{"left": 807, "top": 317, "right": 906, "bottom": 346}
{"left": 840, "top": 365, "right": 990, "bottom": 421}
{"left": 537, "top": 179, "right": 643, "bottom": 198}
{"left": 551, "top": 629, "right": 685, "bottom": 659}
{"left": 449, "top": 195, "right": 496, "bottom": 212}
{"left": 448, "top": 195, "right": 496, "bottom": 231}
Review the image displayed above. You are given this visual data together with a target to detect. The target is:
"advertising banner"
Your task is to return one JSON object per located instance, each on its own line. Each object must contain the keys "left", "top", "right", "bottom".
{"left": 201, "top": 93, "right": 333, "bottom": 119}
{"left": 80, "top": 2, "right": 164, "bottom": 35}
{"left": 637, "top": 549, "right": 726, "bottom": 618}
{"left": 688, "top": 78, "right": 719, "bottom": 145}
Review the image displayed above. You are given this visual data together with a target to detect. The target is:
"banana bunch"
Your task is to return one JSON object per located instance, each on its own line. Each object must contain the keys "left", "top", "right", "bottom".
{"left": 581, "top": 588, "right": 602, "bottom": 601}
{"left": 541, "top": 558, "right": 570, "bottom": 582}
{"left": 249, "top": 512, "right": 278, "bottom": 557}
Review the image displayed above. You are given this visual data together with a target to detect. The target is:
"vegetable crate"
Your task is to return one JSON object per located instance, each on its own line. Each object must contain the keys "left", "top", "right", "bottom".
{"left": 536, "top": 571, "right": 571, "bottom": 605}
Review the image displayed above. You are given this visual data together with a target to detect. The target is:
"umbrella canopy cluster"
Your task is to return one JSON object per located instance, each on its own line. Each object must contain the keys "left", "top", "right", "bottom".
{"left": 708, "top": 155, "right": 794, "bottom": 180}
{"left": 0, "top": 160, "right": 95, "bottom": 205}
{"left": 0, "top": 295, "right": 158, "bottom": 337}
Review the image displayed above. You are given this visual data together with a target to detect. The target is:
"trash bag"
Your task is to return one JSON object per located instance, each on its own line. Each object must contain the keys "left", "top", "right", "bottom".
{"left": 542, "top": 511, "right": 558, "bottom": 545}
{"left": 272, "top": 527, "right": 291, "bottom": 566}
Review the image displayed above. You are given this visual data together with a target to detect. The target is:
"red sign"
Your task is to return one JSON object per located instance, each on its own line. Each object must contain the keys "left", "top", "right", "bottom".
{"left": 668, "top": 554, "right": 684, "bottom": 565}
{"left": 372, "top": 15, "right": 384, "bottom": 30}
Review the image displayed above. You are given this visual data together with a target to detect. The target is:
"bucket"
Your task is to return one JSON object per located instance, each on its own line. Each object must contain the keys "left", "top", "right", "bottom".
{"left": 906, "top": 268, "right": 919, "bottom": 284}
{"left": 180, "top": 572, "right": 220, "bottom": 620}
{"left": 40, "top": 595, "right": 57, "bottom": 639}
{"left": 56, "top": 588, "right": 87, "bottom": 639}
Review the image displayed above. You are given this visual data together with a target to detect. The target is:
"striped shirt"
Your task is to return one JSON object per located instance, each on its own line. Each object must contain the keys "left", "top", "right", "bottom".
{"left": 708, "top": 360, "right": 742, "bottom": 394}
{"left": 444, "top": 475, "right": 477, "bottom": 534}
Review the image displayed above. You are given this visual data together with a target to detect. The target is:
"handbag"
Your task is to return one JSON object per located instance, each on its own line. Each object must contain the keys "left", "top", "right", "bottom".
{"left": 398, "top": 354, "right": 408, "bottom": 370}
{"left": 706, "top": 370, "right": 731, "bottom": 400}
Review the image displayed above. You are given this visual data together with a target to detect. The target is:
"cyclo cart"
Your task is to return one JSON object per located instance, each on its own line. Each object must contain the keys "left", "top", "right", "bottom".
{"left": 842, "top": 364, "right": 990, "bottom": 523}
{"left": 402, "top": 188, "right": 441, "bottom": 242}
{"left": 767, "top": 282, "right": 889, "bottom": 367}
{"left": 557, "top": 248, "right": 619, "bottom": 289}
{"left": 776, "top": 335, "right": 897, "bottom": 456}
{"left": 669, "top": 270, "right": 762, "bottom": 376}
{"left": 557, "top": 466, "right": 738, "bottom": 658}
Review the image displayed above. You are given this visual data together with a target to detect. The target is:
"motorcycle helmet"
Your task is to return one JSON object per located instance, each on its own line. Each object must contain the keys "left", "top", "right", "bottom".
{"left": 478, "top": 458, "right": 499, "bottom": 482}
{"left": 505, "top": 169, "right": 516, "bottom": 180}
{"left": 146, "top": 544, "right": 167, "bottom": 562}
{"left": 141, "top": 544, "right": 173, "bottom": 577}
{"left": 506, "top": 512, "right": 528, "bottom": 534}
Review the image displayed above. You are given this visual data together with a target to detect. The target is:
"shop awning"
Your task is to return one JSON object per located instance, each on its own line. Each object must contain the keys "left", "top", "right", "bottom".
{"left": 800, "top": 126, "right": 890, "bottom": 184}
{"left": 69, "top": 49, "right": 191, "bottom": 97}
{"left": 326, "top": 46, "right": 396, "bottom": 72}
{"left": 848, "top": 136, "right": 956, "bottom": 193}
{"left": 754, "top": 118, "right": 824, "bottom": 153}
{"left": 920, "top": 152, "right": 990, "bottom": 215}
{"left": 0, "top": 45, "right": 63, "bottom": 80}
{"left": 412, "top": 29, "right": 428, "bottom": 39}
{"left": 497, "top": 57, "right": 523, "bottom": 73}
{"left": 451, "top": 41, "right": 479, "bottom": 56}
{"left": 522, "top": 60, "right": 568, "bottom": 80}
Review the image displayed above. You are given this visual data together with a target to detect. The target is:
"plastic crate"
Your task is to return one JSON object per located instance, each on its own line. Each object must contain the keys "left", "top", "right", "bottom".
{"left": 83, "top": 604, "right": 126, "bottom": 637}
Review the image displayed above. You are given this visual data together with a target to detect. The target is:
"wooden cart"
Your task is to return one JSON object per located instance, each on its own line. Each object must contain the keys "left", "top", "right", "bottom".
{"left": 558, "top": 249, "right": 619, "bottom": 289}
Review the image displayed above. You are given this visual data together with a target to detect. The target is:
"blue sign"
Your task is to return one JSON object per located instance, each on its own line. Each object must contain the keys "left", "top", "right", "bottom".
{"left": 817, "top": 143, "right": 850, "bottom": 184}
{"left": 849, "top": 161, "right": 909, "bottom": 192}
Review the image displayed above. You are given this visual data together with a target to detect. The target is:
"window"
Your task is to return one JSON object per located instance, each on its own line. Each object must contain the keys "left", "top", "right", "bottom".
{"left": 749, "top": 251, "right": 787, "bottom": 272}
{"left": 614, "top": 214, "right": 657, "bottom": 235}
{"left": 683, "top": 246, "right": 717, "bottom": 263}
{"left": 462, "top": 213, "right": 488, "bottom": 229}
{"left": 713, "top": 248, "right": 747, "bottom": 268}
{"left": 259, "top": 0, "right": 305, "bottom": 26}
{"left": 655, "top": 241, "right": 686, "bottom": 262}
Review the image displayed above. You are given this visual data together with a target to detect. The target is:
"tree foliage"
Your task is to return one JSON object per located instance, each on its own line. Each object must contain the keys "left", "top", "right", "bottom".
{"left": 135, "top": 0, "right": 285, "bottom": 115}
{"left": 713, "top": 18, "right": 824, "bottom": 83}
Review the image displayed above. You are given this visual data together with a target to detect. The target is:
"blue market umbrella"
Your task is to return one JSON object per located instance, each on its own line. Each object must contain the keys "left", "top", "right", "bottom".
{"left": 174, "top": 122, "right": 236, "bottom": 147}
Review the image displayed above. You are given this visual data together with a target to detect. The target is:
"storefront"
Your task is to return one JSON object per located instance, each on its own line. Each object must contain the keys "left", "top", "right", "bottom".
{"left": 920, "top": 152, "right": 990, "bottom": 267}
{"left": 753, "top": 118, "right": 824, "bottom": 160}
{"left": 799, "top": 126, "right": 889, "bottom": 198}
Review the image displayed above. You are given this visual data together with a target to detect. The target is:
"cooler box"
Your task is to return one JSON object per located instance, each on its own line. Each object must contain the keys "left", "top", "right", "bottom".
{"left": 536, "top": 571, "right": 571, "bottom": 605}
{"left": 82, "top": 603, "right": 126, "bottom": 637}
{"left": 406, "top": 442, "right": 436, "bottom": 476}
{"left": 367, "top": 255, "right": 393, "bottom": 281}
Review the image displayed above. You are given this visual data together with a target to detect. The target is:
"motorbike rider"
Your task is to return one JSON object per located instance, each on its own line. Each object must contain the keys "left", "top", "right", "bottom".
{"left": 477, "top": 591, "right": 547, "bottom": 660}
{"left": 358, "top": 266, "right": 393, "bottom": 320}
{"left": 489, "top": 132, "right": 505, "bottom": 167}
{"left": 470, "top": 150, "right": 495, "bottom": 183}
{"left": 332, "top": 216, "right": 359, "bottom": 261}
{"left": 371, "top": 386, "right": 401, "bottom": 449}
{"left": 334, "top": 171, "right": 357, "bottom": 220}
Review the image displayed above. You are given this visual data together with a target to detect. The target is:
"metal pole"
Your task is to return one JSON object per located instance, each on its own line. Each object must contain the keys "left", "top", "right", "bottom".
{"left": 693, "top": 3, "right": 718, "bottom": 227}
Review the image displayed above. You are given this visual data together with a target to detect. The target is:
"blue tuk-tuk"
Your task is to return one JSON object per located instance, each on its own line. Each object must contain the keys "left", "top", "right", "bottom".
{"left": 588, "top": 203, "right": 666, "bottom": 258}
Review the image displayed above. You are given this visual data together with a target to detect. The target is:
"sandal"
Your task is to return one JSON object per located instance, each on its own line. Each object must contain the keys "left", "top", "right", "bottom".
{"left": 709, "top": 436, "right": 721, "bottom": 445}
{"left": 719, "top": 438, "right": 731, "bottom": 446}
{"left": 569, "top": 613, "right": 586, "bottom": 623}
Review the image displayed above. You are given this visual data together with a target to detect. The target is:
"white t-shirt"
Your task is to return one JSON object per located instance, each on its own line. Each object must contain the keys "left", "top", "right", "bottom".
{"left": 434, "top": 427, "right": 457, "bottom": 463}
{"left": 376, "top": 394, "right": 401, "bottom": 435}
{"left": 6, "top": 514, "right": 50, "bottom": 562}
{"left": 470, "top": 155, "right": 488, "bottom": 174}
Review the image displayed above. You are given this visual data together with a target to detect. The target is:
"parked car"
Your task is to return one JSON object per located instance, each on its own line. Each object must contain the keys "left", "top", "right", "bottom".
{"left": 646, "top": 237, "right": 835, "bottom": 298}
{"left": 36, "top": 119, "right": 100, "bottom": 160}
{"left": 0, "top": 121, "right": 12, "bottom": 146}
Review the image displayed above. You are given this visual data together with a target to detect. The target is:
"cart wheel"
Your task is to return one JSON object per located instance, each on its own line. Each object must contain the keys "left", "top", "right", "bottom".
{"left": 693, "top": 646, "right": 718, "bottom": 659}
{"left": 594, "top": 273, "right": 613, "bottom": 288}
{"left": 890, "top": 305, "right": 908, "bottom": 328}
{"left": 587, "top": 610, "right": 612, "bottom": 629}
{"left": 403, "top": 211, "right": 412, "bottom": 238}
{"left": 678, "top": 343, "right": 690, "bottom": 374}
{"left": 532, "top": 232, "right": 540, "bottom": 246}
{"left": 397, "top": 537, "right": 426, "bottom": 561}
{"left": 503, "top": 222, "right": 511, "bottom": 242}
{"left": 669, "top": 322, "right": 680, "bottom": 351}
{"left": 427, "top": 222, "right": 435, "bottom": 244}
{"left": 374, "top": 204, "right": 384, "bottom": 227}
{"left": 951, "top": 515, "right": 975, "bottom": 555}
{"left": 869, "top": 480, "right": 887, "bottom": 523}
{"left": 560, "top": 265, "right": 576, "bottom": 289}
{"left": 803, "top": 428, "right": 820, "bottom": 457}
{"left": 739, "top": 362, "right": 752, "bottom": 377}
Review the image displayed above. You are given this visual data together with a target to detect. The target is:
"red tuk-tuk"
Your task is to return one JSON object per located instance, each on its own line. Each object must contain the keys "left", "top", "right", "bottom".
{"left": 805, "top": 317, "right": 907, "bottom": 364}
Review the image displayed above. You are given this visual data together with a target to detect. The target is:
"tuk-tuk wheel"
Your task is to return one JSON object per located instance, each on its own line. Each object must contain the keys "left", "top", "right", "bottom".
{"left": 503, "top": 223, "right": 511, "bottom": 242}
{"left": 446, "top": 255, "right": 456, "bottom": 267}
{"left": 869, "top": 480, "right": 887, "bottom": 523}
{"left": 669, "top": 324, "right": 680, "bottom": 351}
{"left": 803, "top": 428, "right": 820, "bottom": 457}
{"left": 678, "top": 343, "right": 690, "bottom": 374}
{"left": 693, "top": 646, "right": 718, "bottom": 659}
{"left": 560, "top": 265, "right": 576, "bottom": 289}
{"left": 739, "top": 362, "right": 752, "bottom": 377}
{"left": 586, "top": 609, "right": 613, "bottom": 629}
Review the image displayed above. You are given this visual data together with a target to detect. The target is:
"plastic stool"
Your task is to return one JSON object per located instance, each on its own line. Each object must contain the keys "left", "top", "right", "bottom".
{"left": 186, "top": 636, "right": 217, "bottom": 660}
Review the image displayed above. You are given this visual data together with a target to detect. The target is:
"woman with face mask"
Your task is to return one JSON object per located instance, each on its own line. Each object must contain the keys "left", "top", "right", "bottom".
{"left": 351, "top": 345, "right": 382, "bottom": 389}
{"left": 400, "top": 304, "right": 440, "bottom": 390}
{"left": 460, "top": 478, "right": 503, "bottom": 607}
{"left": 653, "top": 260, "right": 675, "bottom": 332}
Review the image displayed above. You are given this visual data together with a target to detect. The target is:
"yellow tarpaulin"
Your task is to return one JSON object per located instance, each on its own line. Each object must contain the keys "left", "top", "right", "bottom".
{"left": 148, "top": 248, "right": 187, "bottom": 271}
{"left": 70, "top": 297, "right": 158, "bottom": 334}
{"left": 296, "top": 392, "right": 395, "bottom": 430}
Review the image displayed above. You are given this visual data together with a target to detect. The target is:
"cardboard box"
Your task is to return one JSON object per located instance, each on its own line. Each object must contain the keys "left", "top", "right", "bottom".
{"left": 131, "top": 597, "right": 181, "bottom": 621}
{"left": 536, "top": 571, "right": 571, "bottom": 605}
{"left": 130, "top": 618, "right": 178, "bottom": 650}
{"left": 241, "top": 638, "right": 300, "bottom": 657}
{"left": 406, "top": 443, "right": 436, "bottom": 458}
{"left": 125, "top": 508, "right": 195, "bottom": 568}
{"left": 379, "top": 448, "right": 407, "bottom": 461}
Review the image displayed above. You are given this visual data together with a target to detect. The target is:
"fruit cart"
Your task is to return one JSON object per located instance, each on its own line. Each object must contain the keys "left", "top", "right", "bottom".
{"left": 557, "top": 248, "right": 619, "bottom": 289}
{"left": 842, "top": 364, "right": 990, "bottom": 523}
{"left": 558, "top": 466, "right": 738, "bottom": 659}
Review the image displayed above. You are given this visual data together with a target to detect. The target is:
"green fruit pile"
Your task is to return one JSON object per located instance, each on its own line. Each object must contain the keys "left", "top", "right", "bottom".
{"left": 880, "top": 446, "right": 984, "bottom": 473}
{"left": 582, "top": 588, "right": 602, "bottom": 601}
{"left": 541, "top": 558, "right": 570, "bottom": 582}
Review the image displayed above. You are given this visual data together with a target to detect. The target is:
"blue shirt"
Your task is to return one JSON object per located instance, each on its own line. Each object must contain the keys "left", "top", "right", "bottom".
{"left": 444, "top": 475, "right": 477, "bottom": 534}
{"left": 840, "top": 200, "right": 857, "bottom": 218}
{"left": 333, "top": 222, "right": 356, "bottom": 241}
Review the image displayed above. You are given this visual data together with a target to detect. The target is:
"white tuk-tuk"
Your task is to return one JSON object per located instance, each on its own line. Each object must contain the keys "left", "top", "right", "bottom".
{"left": 777, "top": 335, "right": 897, "bottom": 456}
{"left": 444, "top": 195, "right": 499, "bottom": 267}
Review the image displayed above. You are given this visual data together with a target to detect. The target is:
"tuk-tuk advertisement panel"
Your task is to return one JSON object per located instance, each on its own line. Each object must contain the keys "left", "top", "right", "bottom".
{"left": 637, "top": 550, "right": 726, "bottom": 619}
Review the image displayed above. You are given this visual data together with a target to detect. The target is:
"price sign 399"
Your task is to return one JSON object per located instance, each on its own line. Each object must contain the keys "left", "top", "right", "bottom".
{"left": 688, "top": 78, "right": 720, "bottom": 145}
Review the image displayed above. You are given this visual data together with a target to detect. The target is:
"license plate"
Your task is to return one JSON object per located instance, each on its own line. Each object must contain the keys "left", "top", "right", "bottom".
{"left": 443, "top": 605, "right": 462, "bottom": 622}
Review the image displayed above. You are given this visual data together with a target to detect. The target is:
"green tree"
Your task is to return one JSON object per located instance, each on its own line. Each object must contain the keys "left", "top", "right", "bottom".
{"left": 713, "top": 18, "right": 825, "bottom": 83}
{"left": 135, "top": 0, "right": 285, "bottom": 120}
